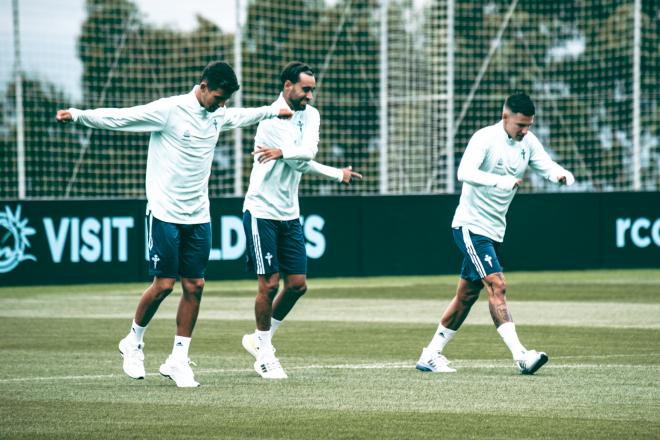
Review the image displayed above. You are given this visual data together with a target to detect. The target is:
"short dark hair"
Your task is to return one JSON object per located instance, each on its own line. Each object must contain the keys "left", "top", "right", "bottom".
{"left": 280, "top": 61, "right": 314, "bottom": 87}
{"left": 504, "top": 91, "right": 535, "bottom": 116}
{"left": 200, "top": 61, "right": 240, "bottom": 94}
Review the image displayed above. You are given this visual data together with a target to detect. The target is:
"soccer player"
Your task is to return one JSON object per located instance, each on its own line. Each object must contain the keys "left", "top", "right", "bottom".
{"left": 416, "top": 91, "right": 574, "bottom": 375}
{"left": 56, "top": 61, "right": 292, "bottom": 387}
{"left": 240, "top": 61, "right": 362, "bottom": 379}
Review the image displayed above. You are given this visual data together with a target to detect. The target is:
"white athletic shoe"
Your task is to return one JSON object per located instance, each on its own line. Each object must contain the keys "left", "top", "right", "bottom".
{"left": 516, "top": 350, "right": 548, "bottom": 375}
{"left": 159, "top": 355, "right": 200, "bottom": 387}
{"left": 254, "top": 349, "right": 288, "bottom": 380}
{"left": 241, "top": 332, "right": 276, "bottom": 359}
{"left": 415, "top": 347, "right": 456, "bottom": 373}
{"left": 241, "top": 333, "right": 258, "bottom": 358}
{"left": 118, "top": 336, "right": 145, "bottom": 379}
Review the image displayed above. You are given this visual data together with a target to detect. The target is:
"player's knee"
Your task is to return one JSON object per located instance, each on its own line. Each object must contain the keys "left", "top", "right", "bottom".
{"left": 288, "top": 282, "right": 307, "bottom": 297}
{"left": 488, "top": 278, "right": 507, "bottom": 297}
{"left": 458, "top": 280, "right": 481, "bottom": 304}
{"left": 260, "top": 280, "right": 280, "bottom": 297}
{"left": 461, "top": 289, "right": 480, "bottom": 305}
{"left": 185, "top": 278, "right": 205, "bottom": 290}
{"left": 182, "top": 278, "right": 205, "bottom": 299}
{"left": 152, "top": 278, "right": 175, "bottom": 299}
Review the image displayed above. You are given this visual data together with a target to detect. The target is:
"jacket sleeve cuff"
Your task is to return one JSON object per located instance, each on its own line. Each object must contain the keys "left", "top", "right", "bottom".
{"left": 68, "top": 108, "right": 82, "bottom": 122}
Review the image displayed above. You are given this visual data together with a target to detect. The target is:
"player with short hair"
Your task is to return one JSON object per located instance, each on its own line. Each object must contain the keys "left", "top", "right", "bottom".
{"left": 240, "top": 61, "right": 362, "bottom": 379}
{"left": 416, "top": 91, "right": 574, "bottom": 375}
{"left": 56, "top": 61, "right": 292, "bottom": 387}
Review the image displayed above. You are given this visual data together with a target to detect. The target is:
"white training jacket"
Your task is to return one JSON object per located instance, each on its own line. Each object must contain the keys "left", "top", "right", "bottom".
{"left": 452, "top": 120, "right": 574, "bottom": 242}
{"left": 243, "top": 94, "right": 343, "bottom": 220}
{"left": 69, "top": 86, "right": 278, "bottom": 224}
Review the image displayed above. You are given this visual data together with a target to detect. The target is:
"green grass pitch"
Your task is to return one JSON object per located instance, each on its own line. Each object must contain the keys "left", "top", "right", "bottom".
{"left": 1, "top": 269, "right": 658, "bottom": 439}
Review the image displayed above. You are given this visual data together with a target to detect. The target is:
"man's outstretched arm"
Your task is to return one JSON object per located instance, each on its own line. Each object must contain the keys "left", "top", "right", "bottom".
{"left": 55, "top": 99, "right": 171, "bottom": 132}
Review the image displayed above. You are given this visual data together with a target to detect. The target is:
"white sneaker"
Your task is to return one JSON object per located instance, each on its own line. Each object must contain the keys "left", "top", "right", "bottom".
{"left": 159, "top": 355, "right": 200, "bottom": 387}
{"left": 241, "top": 333, "right": 258, "bottom": 358}
{"left": 516, "top": 350, "right": 548, "bottom": 375}
{"left": 415, "top": 347, "right": 456, "bottom": 373}
{"left": 241, "top": 332, "right": 276, "bottom": 359}
{"left": 254, "top": 349, "right": 288, "bottom": 379}
{"left": 118, "top": 336, "right": 145, "bottom": 379}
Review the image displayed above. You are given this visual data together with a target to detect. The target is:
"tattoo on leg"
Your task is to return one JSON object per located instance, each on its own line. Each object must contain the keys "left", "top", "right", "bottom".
{"left": 490, "top": 302, "right": 512, "bottom": 327}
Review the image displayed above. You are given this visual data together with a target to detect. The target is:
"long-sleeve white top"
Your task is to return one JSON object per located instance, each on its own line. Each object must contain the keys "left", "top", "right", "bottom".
{"left": 452, "top": 120, "right": 574, "bottom": 242}
{"left": 243, "top": 94, "right": 343, "bottom": 220}
{"left": 69, "top": 86, "right": 278, "bottom": 224}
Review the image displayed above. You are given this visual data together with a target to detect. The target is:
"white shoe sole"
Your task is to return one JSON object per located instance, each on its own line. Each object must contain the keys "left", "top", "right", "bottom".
{"left": 159, "top": 364, "right": 200, "bottom": 388}
{"left": 520, "top": 353, "right": 549, "bottom": 375}
{"left": 415, "top": 362, "right": 456, "bottom": 373}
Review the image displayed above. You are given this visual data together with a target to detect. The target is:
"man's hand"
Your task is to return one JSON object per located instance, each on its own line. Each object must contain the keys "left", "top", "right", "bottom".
{"left": 55, "top": 110, "right": 73, "bottom": 123}
{"left": 341, "top": 166, "right": 362, "bottom": 184}
{"left": 495, "top": 175, "right": 522, "bottom": 190}
{"left": 277, "top": 108, "right": 293, "bottom": 119}
{"left": 557, "top": 173, "right": 575, "bottom": 186}
{"left": 253, "top": 146, "right": 283, "bottom": 163}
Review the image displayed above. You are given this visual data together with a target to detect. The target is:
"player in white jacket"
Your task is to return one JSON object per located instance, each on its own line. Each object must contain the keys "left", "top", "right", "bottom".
{"left": 240, "top": 62, "right": 362, "bottom": 379}
{"left": 56, "top": 61, "right": 292, "bottom": 387}
{"left": 416, "top": 91, "right": 574, "bottom": 375}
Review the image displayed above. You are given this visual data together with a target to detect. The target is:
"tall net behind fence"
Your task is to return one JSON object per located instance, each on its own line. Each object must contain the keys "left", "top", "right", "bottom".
{"left": 1, "top": 0, "right": 658, "bottom": 199}
{"left": 239, "top": 0, "right": 382, "bottom": 195}
{"left": 1, "top": 0, "right": 235, "bottom": 199}
{"left": 386, "top": 0, "right": 451, "bottom": 194}
{"left": 451, "top": 0, "right": 658, "bottom": 192}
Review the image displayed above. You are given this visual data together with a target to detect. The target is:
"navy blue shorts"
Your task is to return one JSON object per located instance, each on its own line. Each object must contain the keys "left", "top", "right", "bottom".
{"left": 452, "top": 227, "right": 503, "bottom": 282}
{"left": 243, "top": 210, "right": 307, "bottom": 276}
{"left": 146, "top": 213, "right": 211, "bottom": 279}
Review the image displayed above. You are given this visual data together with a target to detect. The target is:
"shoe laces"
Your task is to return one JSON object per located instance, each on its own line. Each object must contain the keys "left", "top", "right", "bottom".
{"left": 126, "top": 343, "right": 144, "bottom": 361}
{"left": 259, "top": 344, "right": 277, "bottom": 357}
{"left": 176, "top": 357, "right": 197, "bottom": 368}
{"left": 171, "top": 357, "right": 197, "bottom": 378}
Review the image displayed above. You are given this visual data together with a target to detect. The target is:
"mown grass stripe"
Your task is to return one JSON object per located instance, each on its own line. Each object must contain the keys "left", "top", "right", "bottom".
{"left": 3, "top": 356, "right": 658, "bottom": 383}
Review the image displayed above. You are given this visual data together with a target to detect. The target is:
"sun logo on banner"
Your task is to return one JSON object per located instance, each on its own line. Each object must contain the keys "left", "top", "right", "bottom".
{"left": 0, "top": 205, "right": 37, "bottom": 274}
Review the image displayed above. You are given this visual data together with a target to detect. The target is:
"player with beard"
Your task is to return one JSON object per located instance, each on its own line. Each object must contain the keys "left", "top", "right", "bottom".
{"left": 240, "top": 61, "right": 362, "bottom": 379}
{"left": 56, "top": 61, "right": 292, "bottom": 387}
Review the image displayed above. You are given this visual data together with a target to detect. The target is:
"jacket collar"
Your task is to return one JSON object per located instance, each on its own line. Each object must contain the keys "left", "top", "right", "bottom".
{"left": 499, "top": 120, "right": 517, "bottom": 146}
{"left": 273, "top": 93, "right": 293, "bottom": 112}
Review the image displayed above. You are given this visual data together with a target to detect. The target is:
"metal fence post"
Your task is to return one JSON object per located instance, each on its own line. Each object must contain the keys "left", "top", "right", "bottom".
{"left": 632, "top": 0, "right": 641, "bottom": 190}
{"left": 233, "top": 0, "right": 244, "bottom": 196}
{"left": 379, "top": 0, "right": 389, "bottom": 194}
{"left": 13, "top": 0, "right": 25, "bottom": 199}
